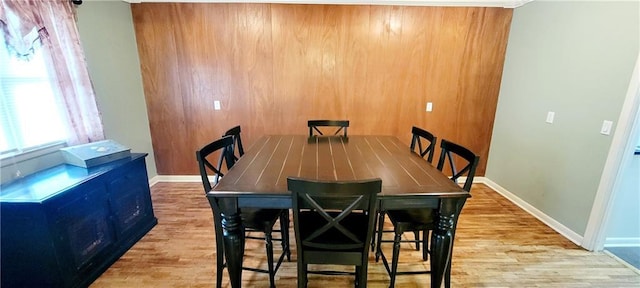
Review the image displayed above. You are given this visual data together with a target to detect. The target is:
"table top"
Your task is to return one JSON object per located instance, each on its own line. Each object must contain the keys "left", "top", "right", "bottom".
{"left": 211, "top": 135, "right": 466, "bottom": 199}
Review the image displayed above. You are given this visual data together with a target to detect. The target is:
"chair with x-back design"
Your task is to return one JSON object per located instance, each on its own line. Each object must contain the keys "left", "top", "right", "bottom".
{"left": 223, "top": 125, "right": 245, "bottom": 162}
{"left": 410, "top": 126, "right": 437, "bottom": 163}
{"left": 288, "top": 177, "right": 381, "bottom": 288}
{"left": 378, "top": 138, "right": 479, "bottom": 288}
{"left": 373, "top": 126, "right": 437, "bottom": 258}
{"left": 197, "top": 135, "right": 291, "bottom": 288}
{"left": 308, "top": 120, "right": 349, "bottom": 137}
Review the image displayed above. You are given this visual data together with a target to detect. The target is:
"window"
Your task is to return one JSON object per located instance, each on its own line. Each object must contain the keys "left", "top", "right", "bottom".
{"left": 0, "top": 41, "right": 68, "bottom": 156}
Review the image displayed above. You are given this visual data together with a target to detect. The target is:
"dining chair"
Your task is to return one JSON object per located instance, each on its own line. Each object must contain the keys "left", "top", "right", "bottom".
{"left": 287, "top": 177, "right": 381, "bottom": 288}
{"left": 373, "top": 126, "right": 437, "bottom": 257}
{"left": 223, "top": 125, "right": 244, "bottom": 162}
{"left": 377, "top": 139, "right": 479, "bottom": 288}
{"left": 196, "top": 135, "right": 291, "bottom": 288}
{"left": 224, "top": 125, "right": 291, "bottom": 253}
{"left": 308, "top": 120, "right": 349, "bottom": 137}
{"left": 410, "top": 126, "right": 437, "bottom": 163}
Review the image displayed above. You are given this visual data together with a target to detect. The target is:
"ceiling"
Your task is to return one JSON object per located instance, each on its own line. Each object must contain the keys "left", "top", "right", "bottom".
{"left": 122, "top": 0, "right": 534, "bottom": 8}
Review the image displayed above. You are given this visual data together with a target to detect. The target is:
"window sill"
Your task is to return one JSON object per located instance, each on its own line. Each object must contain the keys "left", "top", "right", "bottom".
{"left": 1, "top": 142, "right": 67, "bottom": 166}
{"left": 1, "top": 142, "right": 67, "bottom": 185}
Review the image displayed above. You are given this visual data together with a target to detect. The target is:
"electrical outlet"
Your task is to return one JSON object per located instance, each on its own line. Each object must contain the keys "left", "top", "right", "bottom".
{"left": 214, "top": 101, "right": 221, "bottom": 110}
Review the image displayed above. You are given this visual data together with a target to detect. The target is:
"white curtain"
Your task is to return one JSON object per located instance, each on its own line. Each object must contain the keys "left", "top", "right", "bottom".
{"left": 0, "top": 0, "right": 104, "bottom": 145}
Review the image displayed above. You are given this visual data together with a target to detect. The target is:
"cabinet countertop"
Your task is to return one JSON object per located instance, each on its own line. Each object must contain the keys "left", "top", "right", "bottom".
{"left": 0, "top": 153, "right": 147, "bottom": 203}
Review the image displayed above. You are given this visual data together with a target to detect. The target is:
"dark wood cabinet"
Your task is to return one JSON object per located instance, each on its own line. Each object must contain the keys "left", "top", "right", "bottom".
{"left": 1, "top": 153, "right": 157, "bottom": 287}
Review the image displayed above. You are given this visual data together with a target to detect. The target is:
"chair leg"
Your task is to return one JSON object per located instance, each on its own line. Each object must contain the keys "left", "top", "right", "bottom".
{"left": 358, "top": 262, "right": 369, "bottom": 288}
{"left": 413, "top": 230, "right": 420, "bottom": 251}
{"left": 216, "top": 248, "right": 224, "bottom": 288}
{"left": 281, "top": 211, "right": 291, "bottom": 261}
{"left": 265, "top": 229, "right": 276, "bottom": 288}
{"left": 214, "top": 217, "right": 225, "bottom": 288}
{"left": 279, "top": 212, "right": 286, "bottom": 249}
{"left": 371, "top": 213, "right": 378, "bottom": 252}
{"left": 389, "top": 231, "right": 402, "bottom": 288}
{"left": 297, "top": 262, "right": 307, "bottom": 288}
{"left": 445, "top": 258, "right": 451, "bottom": 288}
{"left": 375, "top": 211, "right": 386, "bottom": 262}
{"left": 422, "top": 229, "right": 429, "bottom": 261}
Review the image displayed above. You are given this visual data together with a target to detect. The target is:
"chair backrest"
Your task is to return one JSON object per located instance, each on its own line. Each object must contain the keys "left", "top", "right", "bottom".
{"left": 308, "top": 120, "right": 349, "bottom": 137}
{"left": 410, "top": 126, "right": 437, "bottom": 163}
{"left": 436, "top": 139, "right": 479, "bottom": 192}
{"left": 287, "top": 177, "right": 381, "bottom": 252}
{"left": 223, "top": 125, "right": 244, "bottom": 161}
{"left": 196, "top": 135, "right": 236, "bottom": 192}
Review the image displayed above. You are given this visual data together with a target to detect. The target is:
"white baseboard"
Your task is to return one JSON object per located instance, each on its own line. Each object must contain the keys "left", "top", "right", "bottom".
{"left": 604, "top": 237, "right": 640, "bottom": 247}
{"left": 149, "top": 175, "right": 212, "bottom": 187}
{"left": 152, "top": 175, "right": 202, "bottom": 184}
{"left": 477, "top": 177, "right": 584, "bottom": 246}
{"left": 149, "top": 175, "right": 160, "bottom": 187}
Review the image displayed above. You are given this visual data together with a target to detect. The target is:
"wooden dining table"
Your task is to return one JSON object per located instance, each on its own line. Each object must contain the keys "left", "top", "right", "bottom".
{"left": 207, "top": 135, "right": 470, "bottom": 288}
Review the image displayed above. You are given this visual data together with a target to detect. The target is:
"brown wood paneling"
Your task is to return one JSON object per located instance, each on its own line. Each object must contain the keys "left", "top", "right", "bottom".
{"left": 132, "top": 3, "right": 191, "bottom": 174}
{"left": 131, "top": 4, "right": 513, "bottom": 175}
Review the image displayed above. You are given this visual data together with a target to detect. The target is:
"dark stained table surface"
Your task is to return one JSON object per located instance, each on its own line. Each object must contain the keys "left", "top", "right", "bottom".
{"left": 212, "top": 135, "right": 465, "bottom": 198}
{"left": 208, "top": 135, "right": 469, "bottom": 288}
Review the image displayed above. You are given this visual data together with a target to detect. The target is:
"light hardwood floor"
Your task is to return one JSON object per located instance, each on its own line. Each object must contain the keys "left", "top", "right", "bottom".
{"left": 90, "top": 183, "right": 640, "bottom": 287}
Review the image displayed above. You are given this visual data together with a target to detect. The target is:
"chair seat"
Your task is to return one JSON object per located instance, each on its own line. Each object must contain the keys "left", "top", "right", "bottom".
{"left": 299, "top": 211, "right": 369, "bottom": 251}
{"left": 241, "top": 208, "right": 285, "bottom": 231}
{"left": 386, "top": 209, "right": 436, "bottom": 233}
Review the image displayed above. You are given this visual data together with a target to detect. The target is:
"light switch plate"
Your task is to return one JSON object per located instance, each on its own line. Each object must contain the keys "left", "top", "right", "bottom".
{"left": 214, "top": 100, "right": 221, "bottom": 110}
{"left": 600, "top": 120, "right": 613, "bottom": 135}
{"left": 426, "top": 102, "right": 433, "bottom": 112}
{"left": 546, "top": 111, "right": 555, "bottom": 124}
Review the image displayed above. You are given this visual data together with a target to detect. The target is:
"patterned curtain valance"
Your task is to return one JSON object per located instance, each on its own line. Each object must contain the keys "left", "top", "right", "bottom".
{"left": 0, "top": 0, "right": 53, "bottom": 59}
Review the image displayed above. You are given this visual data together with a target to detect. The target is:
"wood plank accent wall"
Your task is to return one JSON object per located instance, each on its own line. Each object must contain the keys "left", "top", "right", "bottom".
{"left": 131, "top": 3, "right": 513, "bottom": 175}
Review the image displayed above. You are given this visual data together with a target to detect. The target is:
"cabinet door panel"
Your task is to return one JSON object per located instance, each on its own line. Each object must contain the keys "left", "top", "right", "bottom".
{"left": 52, "top": 184, "right": 116, "bottom": 274}
{"left": 66, "top": 206, "right": 114, "bottom": 268}
{"left": 108, "top": 161, "right": 152, "bottom": 238}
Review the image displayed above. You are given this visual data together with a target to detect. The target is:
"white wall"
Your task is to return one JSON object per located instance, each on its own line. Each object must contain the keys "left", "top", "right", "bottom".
{"left": 76, "top": 1, "right": 157, "bottom": 178}
{"left": 487, "top": 1, "right": 639, "bottom": 236}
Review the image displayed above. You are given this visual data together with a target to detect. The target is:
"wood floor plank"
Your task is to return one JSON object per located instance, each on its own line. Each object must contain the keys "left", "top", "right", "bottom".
{"left": 90, "top": 183, "right": 640, "bottom": 287}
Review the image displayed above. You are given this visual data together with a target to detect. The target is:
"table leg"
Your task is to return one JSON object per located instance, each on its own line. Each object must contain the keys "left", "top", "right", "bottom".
{"left": 430, "top": 198, "right": 464, "bottom": 288}
{"left": 220, "top": 204, "right": 245, "bottom": 288}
